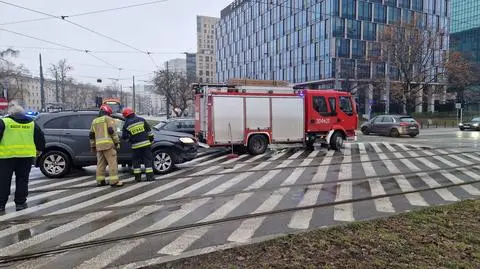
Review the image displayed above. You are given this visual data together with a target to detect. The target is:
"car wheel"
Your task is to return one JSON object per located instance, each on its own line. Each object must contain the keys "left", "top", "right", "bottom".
{"left": 330, "top": 132, "right": 344, "bottom": 151}
{"left": 361, "top": 126, "right": 370, "bottom": 135}
{"left": 152, "top": 149, "right": 175, "bottom": 174}
{"left": 390, "top": 128, "right": 400, "bottom": 137}
{"left": 247, "top": 134, "right": 268, "bottom": 155}
{"left": 39, "top": 150, "right": 71, "bottom": 178}
{"left": 409, "top": 133, "right": 418, "bottom": 138}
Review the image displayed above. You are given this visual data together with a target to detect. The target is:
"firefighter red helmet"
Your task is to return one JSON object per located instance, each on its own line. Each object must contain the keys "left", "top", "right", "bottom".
{"left": 122, "top": 107, "right": 135, "bottom": 118}
{"left": 99, "top": 104, "right": 113, "bottom": 115}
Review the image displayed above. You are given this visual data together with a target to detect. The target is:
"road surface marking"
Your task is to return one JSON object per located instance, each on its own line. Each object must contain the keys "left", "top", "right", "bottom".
{"left": 29, "top": 176, "right": 92, "bottom": 191}
{"left": 244, "top": 153, "right": 268, "bottom": 163}
{"left": 205, "top": 172, "right": 254, "bottom": 195}
{"left": 191, "top": 165, "right": 221, "bottom": 176}
{"left": 334, "top": 148, "right": 354, "bottom": 222}
{"left": 0, "top": 211, "right": 111, "bottom": 256}
{"left": 370, "top": 143, "right": 383, "bottom": 153}
{"left": 201, "top": 192, "right": 253, "bottom": 222}
{"left": 461, "top": 153, "right": 480, "bottom": 162}
{"left": 222, "top": 154, "right": 250, "bottom": 164}
{"left": 288, "top": 150, "right": 306, "bottom": 160}
{"left": 404, "top": 150, "right": 439, "bottom": 169}
{"left": 4, "top": 190, "right": 65, "bottom": 210}
{"left": 139, "top": 198, "right": 211, "bottom": 233}
{"left": 250, "top": 161, "right": 271, "bottom": 171}
{"left": 158, "top": 226, "right": 211, "bottom": 255}
{"left": 392, "top": 151, "right": 422, "bottom": 172}
{"left": 0, "top": 188, "right": 105, "bottom": 222}
{"left": 49, "top": 182, "right": 149, "bottom": 215}
{"left": 446, "top": 154, "right": 473, "bottom": 165}
{"left": 162, "top": 175, "right": 223, "bottom": 200}
{"left": 382, "top": 142, "right": 397, "bottom": 152}
{"left": 394, "top": 175, "right": 429, "bottom": 206}
{"left": 219, "top": 163, "right": 248, "bottom": 174}
{"left": 112, "top": 177, "right": 192, "bottom": 207}
{"left": 0, "top": 221, "right": 43, "bottom": 239}
{"left": 424, "top": 150, "right": 457, "bottom": 167}
{"left": 443, "top": 170, "right": 480, "bottom": 195}
{"left": 288, "top": 185, "right": 323, "bottom": 229}
{"left": 417, "top": 173, "right": 459, "bottom": 201}
{"left": 201, "top": 154, "right": 231, "bottom": 165}
{"left": 75, "top": 238, "right": 146, "bottom": 269}
{"left": 227, "top": 188, "right": 290, "bottom": 243}
{"left": 244, "top": 170, "right": 281, "bottom": 190}
{"left": 269, "top": 150, "right": 289, "bottom": 160}
{"left": 302, "top": 150, "right": 320, "bottom": 165}
{"left": 65, "top": 205, "right": 163, "bottom": 245}
{"left": 312, "top": 150, "right": 335, "bottom": 182}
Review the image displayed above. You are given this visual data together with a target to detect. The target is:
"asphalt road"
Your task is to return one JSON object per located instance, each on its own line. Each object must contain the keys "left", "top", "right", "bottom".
{"left": 1, "top": 128, "right": 480, "bottom": 269}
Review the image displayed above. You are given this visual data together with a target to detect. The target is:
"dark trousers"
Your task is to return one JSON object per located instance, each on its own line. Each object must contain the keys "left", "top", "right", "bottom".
{"left": 0, "top": 158, "right": 33, "bottom": 207}
{"left": 132, "top": 146, "right": 153, "bottom": 174}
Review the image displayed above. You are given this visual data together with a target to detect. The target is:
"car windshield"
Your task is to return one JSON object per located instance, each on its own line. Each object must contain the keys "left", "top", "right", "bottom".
{"left": 154, "top": 121, "right": 167, "bottom": 130}
{"left": 399, "top": 117, "right": 416, "bottom": 123}
{"left": 471, "top": 117, "right": 480, "bottom": 122}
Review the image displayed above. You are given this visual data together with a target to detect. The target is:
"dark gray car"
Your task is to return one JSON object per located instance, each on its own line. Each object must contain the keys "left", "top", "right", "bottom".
{"left": 361, "top": 115, "right": 419, "bottom": 137}
{"left": 459, "top": 117, "right": 480, "bottom": 131}
{"left": 154, "top": 118, "right": 195, "bottom": 136}
{"left": 34, "top": 110, "right": 198, "bottom": 178}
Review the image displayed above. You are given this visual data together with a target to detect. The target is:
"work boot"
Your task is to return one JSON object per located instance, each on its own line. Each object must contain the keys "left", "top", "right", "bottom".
{"left": 110, "top": 181, "right": 124, "bottom": 187}
{"left": 134, "top": 174, "right": 142, "bottom": 182}
{"left": 16, "top": 203, "right": 28, "bottom": 211}
{"left": 146, "top": 173, "right": 155, "bottom": 181}
{"left": 97, "top": 180, "right": 107, "bottom": 187}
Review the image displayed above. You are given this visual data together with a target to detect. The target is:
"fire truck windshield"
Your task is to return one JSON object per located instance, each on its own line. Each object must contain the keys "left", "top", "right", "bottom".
{"left": 105, "top": 102, "right": 122, "bottom": 113}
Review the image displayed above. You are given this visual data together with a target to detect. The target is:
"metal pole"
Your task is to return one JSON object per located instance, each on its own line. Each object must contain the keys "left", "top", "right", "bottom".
{"left": 385, "top": 52, "right": 391, "bottom": 114}
{"left": 166, "top": 62, "right": 170, "bottom": 119}
{"left": 132, "top": 76, "right": 136, "bottom": 111}
{"left": 39, "top": 53, "right": 45, "bottom": 111}
{"left": 55, "top": 70, "right": 59, "bottom": 103}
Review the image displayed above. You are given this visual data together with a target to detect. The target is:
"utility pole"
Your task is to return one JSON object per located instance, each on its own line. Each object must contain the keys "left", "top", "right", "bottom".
{"left": 166, "top": 61, "right": 170, "bottom": 119}
{"left": 132, "top": 76, "right": 136, "bottom": 111}
{"left": 55, "top": 70, "right": 59, "bottom": 103}
{"left": 120, "top": 84, "right": 123, "bottom": 104}
{"left": 39, "top": 53, "right": 45, "bottom": 111}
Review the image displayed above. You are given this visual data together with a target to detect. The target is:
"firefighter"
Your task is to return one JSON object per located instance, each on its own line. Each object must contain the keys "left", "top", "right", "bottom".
{"left": 89, "top": 105, "right": 123, "bottom": 187}
{"left": 121, "top": 107, "right": 155, "bottom": 182}
{"left": 0, "top": 103, "right": 45, "bottom": 212}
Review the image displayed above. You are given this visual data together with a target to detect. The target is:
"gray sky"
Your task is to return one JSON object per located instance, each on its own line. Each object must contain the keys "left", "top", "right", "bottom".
{"left": 0, "top": 0, "right": 230, "bottom": 86}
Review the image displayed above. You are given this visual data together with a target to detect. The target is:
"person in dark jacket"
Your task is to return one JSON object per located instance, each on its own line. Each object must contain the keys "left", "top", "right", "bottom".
{"left": 0, "top": 102, "right": 45, "bottom": 212}
{"left": 121, "top": 107, "right": 155, "bottom": 182}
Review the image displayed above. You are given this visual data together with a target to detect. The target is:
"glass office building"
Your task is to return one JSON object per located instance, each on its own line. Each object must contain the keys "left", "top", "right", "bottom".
{"left": 450, "top": 0, "right": 480, "bottom": 65}
{"left": 216, "top": 0, "right": 449, "bottom": 92}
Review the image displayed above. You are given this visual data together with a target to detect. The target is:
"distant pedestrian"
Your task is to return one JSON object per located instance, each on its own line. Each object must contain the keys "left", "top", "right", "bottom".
{"left": 121, "top": 107, "right": 155, "bottom": 182}
{"left": 90, "top": 105, "right": 123, "bottom": 187}
{"left": 0, "top": 102, "right": 45, "bottom": 212}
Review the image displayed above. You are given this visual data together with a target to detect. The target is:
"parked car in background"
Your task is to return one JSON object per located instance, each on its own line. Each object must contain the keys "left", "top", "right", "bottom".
{"left": 361, "top": 115, "right": 419, "bottom": 137}
{"left": 34, "top": 111, "right": 198, "bottom": 178}
{"left": 459, "top": 117, "right": 480, "bottom": 131}
{"left": 154, "top": 118, "right": 195, "bottom": 136}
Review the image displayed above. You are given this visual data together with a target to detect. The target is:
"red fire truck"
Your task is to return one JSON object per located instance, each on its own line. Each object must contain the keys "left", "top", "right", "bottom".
{"left": 193, "top": 80, "right": 358, "bottom": 155}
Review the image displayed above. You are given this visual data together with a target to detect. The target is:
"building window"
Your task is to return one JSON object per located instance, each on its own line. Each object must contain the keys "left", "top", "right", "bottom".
{"left": 342, "top": 0, "right": 357, "bottom": 19}
{"left": 388, "top": 7, "right": 401, "bottom": 24}
{"left": 357, "top": 60, "right": 371, "bottom": 79}
{"left": 347, "top": 19, "right": 361, "bottom": 39}
{"left": 412, "top": 0, "right": 422, "bottom": 11}
{"left": 352, "top": 40, "right": 366, "bottom": 58}
{"left": 358, "top": 1, "right": 372, "bottom": 21}
{"left": 332, "top": 0, "right": 340, "bottom": 16}
{"left": 333, "top": 17, "right": 345, "bottom": 37}
{"left": 386, "top": 0, "right": 397, "bottom": 6}
{"left": 368, "top": 42, "right": 382, "bottom": 58}
{"left": 363, "top": 22, "right": 377, "bottom": 41}
{"left": 399, "top": 0, "right": 410, "bottom": 8}
{"left": 336, "top": 39, "right": 350, "bottom": 58}
{"left": 374, "top": 4, "right": 387, "bottom": 23}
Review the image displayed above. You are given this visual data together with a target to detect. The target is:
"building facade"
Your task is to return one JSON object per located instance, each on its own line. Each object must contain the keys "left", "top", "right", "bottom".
{"left": 197, "top": 15, "right": 219, "bottom": 83}
{"left": 216, "top": 0, "right": 449, "bottom": 114}
{"left": 185, "top": 53, "right": 197, "bottom": 82}
{"left": 165, "top": 58, "right": 187, "bottom": 74}
{"left": 450, "top": 0, "right": 480, "bottom": 65}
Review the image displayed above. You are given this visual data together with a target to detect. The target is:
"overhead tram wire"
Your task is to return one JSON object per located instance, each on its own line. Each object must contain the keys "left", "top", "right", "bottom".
{"left": 0, "top": 0, "right": 169, "bottom": 26}
{"left": 0, "top": 45, "right": 188, "bottom": 55}
{"left": 0, "top": 0, "right": 162, "bottom": 68}
{"left": 0, "top": 27, "right": 121, "bottom": 71}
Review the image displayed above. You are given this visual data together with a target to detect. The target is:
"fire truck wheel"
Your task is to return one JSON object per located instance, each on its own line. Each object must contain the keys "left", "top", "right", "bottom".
{"left": 248, "top": 134, "right": 268, "bottom": 155}
{"left": 330, "top": 132, "right": 344, "bottom": 151}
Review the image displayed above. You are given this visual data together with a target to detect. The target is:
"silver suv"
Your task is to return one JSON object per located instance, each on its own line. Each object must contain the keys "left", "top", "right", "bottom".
{"left": 34, "top": 110, "right": 198, "bottom": 178}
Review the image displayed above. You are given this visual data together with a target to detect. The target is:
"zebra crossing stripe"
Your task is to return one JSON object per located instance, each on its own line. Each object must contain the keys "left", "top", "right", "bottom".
{"left": 29, "top": 176, "right": 92, "bottom": 191}
{"left": 0, "top": 211, "right": 111, "bottom": 256}
{"left": 162, "top": 175, "right": 223, "bottom": 200}
{"left": 222, "top": 154, "right": 250, "bottom": 164}
{"left": 158, "top": 226, "right": 211, "bottom": 256}
{"left": 0, "top": 221, "right": 43, "bottom": 239}
{"left": 312, "top": 150, "right": 334, "bottom": 182}
{"left": 461, "top": 153, "right": 480, "bottom": 162}
{"left": 393, "top": 175, "right": 429, "bottom": 206}
{"left": 244, "top": 170, "right": 281, "bottom": 190}
{"left": 201, "top": 193, "right": 253, "bottom": 222}
{"left": 5, "top": 190, "right": 64, "bottom": 210}
{"left": 244, "top": 153, "right": 267, "bottom": 163}
{"left": 392, "top": 151, "right": 422, "bottom": 172}
{"left": 334, "top": 147, "right": 354, "bottom": 222}
{"left": 417, "top": 173, "right": 459, "bottom": 202}
{"left": 442, "top": 171, "right": 480, "bottom": 195}
{"left": 288, "top": 185, "right": 323, "bottom": 229}
{"left": 205, "top": 172, "right": 254, "bottom": 195}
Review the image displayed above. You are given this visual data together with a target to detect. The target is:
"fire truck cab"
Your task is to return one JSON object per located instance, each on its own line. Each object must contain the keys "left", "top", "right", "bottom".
{"left": 193, "top": 80, "right": 358, "bottom": 155}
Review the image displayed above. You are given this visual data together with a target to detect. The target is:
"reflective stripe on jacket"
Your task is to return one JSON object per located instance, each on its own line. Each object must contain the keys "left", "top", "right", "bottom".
{"left": 122, "top": 115, "right": 154, "bottom": 149}
{"left": 0, "top": 118, "right": 36, "bottom": 159}
{"left": 89, "top": 116, "right": 120, "bottom": 151}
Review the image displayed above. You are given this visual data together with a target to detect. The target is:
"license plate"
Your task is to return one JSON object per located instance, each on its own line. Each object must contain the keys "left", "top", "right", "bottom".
{"left": 410, "top": 126, "right": 417, "bottom": 129}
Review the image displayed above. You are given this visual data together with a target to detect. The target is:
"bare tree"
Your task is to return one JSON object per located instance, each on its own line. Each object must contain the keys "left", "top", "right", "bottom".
{"left": 153, "top": 70, "right": 192, "bottom": 117}
{"left": 0, "top": 49, "right": 31, "bottom": 103}
{"left": 49, "top": 59, "right": 73, "bottom": 103}
{"left": 445, "top": 51, "right": 477, "bottom": 103}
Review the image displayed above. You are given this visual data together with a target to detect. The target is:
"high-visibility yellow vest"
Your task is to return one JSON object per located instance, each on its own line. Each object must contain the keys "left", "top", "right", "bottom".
{"left": 0, "top": 117, "right": 36, "bottom": 159}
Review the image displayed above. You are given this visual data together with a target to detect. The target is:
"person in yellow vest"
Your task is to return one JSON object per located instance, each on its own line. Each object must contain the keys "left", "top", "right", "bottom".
{"left": 0, "top": 102, "right": 45, "bottom": 212}
{"left": 89, "top": 105, "right": 123, "bottom": 187}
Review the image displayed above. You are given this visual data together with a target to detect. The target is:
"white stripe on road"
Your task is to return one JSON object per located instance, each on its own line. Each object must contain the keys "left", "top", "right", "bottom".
{"left": 219, "top": 163, "right": 248, "bottom": 174}
{"left": 288, "top": 150, "right": 306, "bottom": 160}
{"left": 74, "top": 238, "right": 146, "bottom": 269}
{"left": 222, "top": 154, "right": 250, "bottom": 164}
{"left": 394, "top": 175, "right": 429, "bottom": 206}
{"left": 392, "top": 151, "right": 421, "bottom": 172}
{"left": 358, "top": 143, "right": 376, "bottom": 177}
{"left": 158, "top": 226, "right": 211, "bottom": 256}
{"left": 113, "top": 178, "right": 192, "bottom": 207}
{"left": 65, "top": 205, "right": 163, "bottom": 245}
{"left": 0, "top": 221, "right": 43, "bottom": 239}
{"left": 161, "top": 175, "right": 222, "bottom": 200}
{"left": 244, "top": 153, "right": 267, "bottom": 163}
{"left": 50, "top": 183, "right": 149, "bottom": 215}
{"left": 228, "top": 188, "right": 290, "bottom": 243}
{"left": 269, "top": 150, "right": 289, "bottom": 160}
{"left": 288, "top": 185, "right": 323, "bottom": 229}
{"left": 462, "top": 153, "right": 480, "bottom": 162}
{"left": 201, "top": 193, "right": 253, "bottom": 222}
{"left": 191, "top": 165, "right": 220, "bottom": 176}
{"left": 311, "top": 150, "right": 335, "bottom": 182}
{"left": 249, "top": 161, "right": 271, "bottom": 171}
{"left": 244, "top": 170, "right": 281, "bottom": 190}
{"left": 205, "top": 172, "right": 254, "bottom": 195}
{"left": 425, "top": 151, "right": 457, "bottom": 167}
{"left": 417, "top": 173, "right": 459, "bottom": 201}
{"left": 302, "top": 150, "right": 320, "bottom": 165}
{"left": 29, "top": 176, "right": 92, "bottom": 191}
{"left": 383, "top": 142, "right": 397, "bottom": 152}
{"left": 5, "top": 190, "right": 64, "bottom": 209}
{"left": 0, "top": 188, "right": 105, "bottom": 222}
{"left": 442, "top": 171, "right": 480, "bottom": 196}
{"left": 139, "top": 198, "right": 211, "bottom": 233}
{"left": 334, "top": 148, "right": 354, "bottom": 222}
{"left": 0, "top": 211, "right": 111, "bottom": 256}
{"left": 404, "top": 150, "right": 439, "bottom": 169}
{"left": 370, "top": 143, "right": 383, "bottom": 153}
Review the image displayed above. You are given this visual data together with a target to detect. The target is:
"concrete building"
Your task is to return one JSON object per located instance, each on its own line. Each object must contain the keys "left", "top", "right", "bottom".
{"left": 165, "top": 58, "right": 187, "bottom": 74}
{"left": 185, "top": 53, "right": 197, "bottom": 82}
{"left": 196, "top": 15, "right": 219, "bottom": 83}
{"left": 216, "top": 0, "right": 450, "bottom": 115}
{"left": 130, "top": 84, "right": 167, "bottom": 115}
